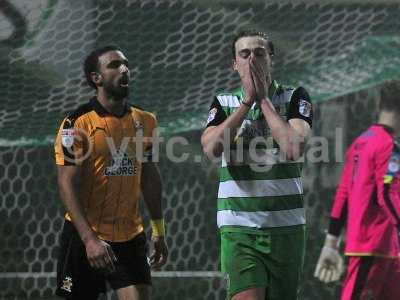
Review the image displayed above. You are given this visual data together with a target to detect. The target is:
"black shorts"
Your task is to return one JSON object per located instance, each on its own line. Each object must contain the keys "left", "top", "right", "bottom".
{"left": 56, "top": 220, "right": 151, "bottom": 299}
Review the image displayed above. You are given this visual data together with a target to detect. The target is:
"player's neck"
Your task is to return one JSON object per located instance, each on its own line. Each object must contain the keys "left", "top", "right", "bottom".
{"left": 97, "top": 91, "right": 126, "bottom": 116}
{"left": 378, "top": 111, "right": 400, "bottom": 137}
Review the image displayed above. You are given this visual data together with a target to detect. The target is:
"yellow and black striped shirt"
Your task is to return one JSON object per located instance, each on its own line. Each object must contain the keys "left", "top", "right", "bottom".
{"left": 54, "top": 97, "right": 157, "bottom": 242}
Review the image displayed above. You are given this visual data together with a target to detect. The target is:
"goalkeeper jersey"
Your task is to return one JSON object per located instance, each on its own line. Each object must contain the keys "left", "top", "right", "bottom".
{"left": 54, "top": 97, "right": 157, "bottom": 242}
{"left": 206, "top": 80, "right": 313, "bottom": 234}
{"left": 329, "top": 124, "right": 400, "bottom": 258}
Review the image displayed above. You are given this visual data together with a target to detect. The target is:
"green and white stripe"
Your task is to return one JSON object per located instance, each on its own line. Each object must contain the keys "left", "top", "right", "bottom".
{"left": 215, "top": 81, "right": 305, "bottom": 231}
{"left": 218, "top": 94, "right": 242, "bottom": 108}
{"left": 221, "top": 148, "right": 299, "bottom": 167}
{"left": 218, "top": 178, "right": 302, "bottom": 198}
{"left": 217, "top": 209, "right": 305, "bottom": 228}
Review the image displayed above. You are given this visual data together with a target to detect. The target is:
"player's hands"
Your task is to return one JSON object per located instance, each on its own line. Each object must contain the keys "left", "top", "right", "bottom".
{"left": 149, "top": 235, "right": 168, "bottom": 270}
{"left": 240, "top": 59, "right": 257, "bottom": 106}
{"left": 314, "top": 234, "right": 344, "bottom": 283}
{"left": 250, "top": 57, "right": 269, "bottom": 102}
{"left": 314, "top": 246, "right": 344, "bottom": 283}
{"left": 84, "top": 236, "right": 117, "bottom": 273}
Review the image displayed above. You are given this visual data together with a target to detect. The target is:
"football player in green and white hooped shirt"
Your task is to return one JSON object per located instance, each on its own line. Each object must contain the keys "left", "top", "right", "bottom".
{"left": 201, "top": 30, "right": 313, "bottom": 300}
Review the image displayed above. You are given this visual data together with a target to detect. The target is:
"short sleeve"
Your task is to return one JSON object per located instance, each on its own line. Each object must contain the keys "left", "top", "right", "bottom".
{"left": 142, "top": 112, "right": 158, "bottom": 162}
{"left": 375, "top": 140, "right": 400, "bottom": 225}
{"left": 205, "top": 97, "right": 227, "bottom": 127}
{"left": 384, "top": 143, "right": 400, "bottom": 185}
{"left": 287, "top": 87, "right": 313, "bottom": 127}
{"left": 143, "top": 112, "right": 157, "bottom": 138}
{"left": 54, "top": 117, "right": 87, "bottom": 166}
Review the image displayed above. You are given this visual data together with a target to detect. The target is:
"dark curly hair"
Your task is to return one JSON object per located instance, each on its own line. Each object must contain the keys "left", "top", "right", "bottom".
{"left": 83, "top": 45, "right": 122, "bottom": 90}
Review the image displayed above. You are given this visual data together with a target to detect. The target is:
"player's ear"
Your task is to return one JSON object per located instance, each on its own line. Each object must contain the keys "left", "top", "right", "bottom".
{"left": 232, "top": 59, "right": 237, "bottom": 71}
{"left": 91, "top": 72, "right": 102, "bottom": 86}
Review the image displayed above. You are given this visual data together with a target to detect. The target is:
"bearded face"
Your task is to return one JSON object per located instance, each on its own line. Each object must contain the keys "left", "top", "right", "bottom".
{"left": 103, "top": 73, "right": 129, "bottom": 99}
{"left": 96, "top": 50, "right": 131, "bottom": 100}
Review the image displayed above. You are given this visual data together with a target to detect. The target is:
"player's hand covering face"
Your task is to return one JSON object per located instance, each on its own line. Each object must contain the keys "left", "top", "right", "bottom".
{"left": 234, "top": 36, "right": 272, "bottom": 103}
{"left": 239, "top": 55, "right": 257, "bottom": 104}
{"left": 250, "top": 55, "right": 269, "bottom": 101}
{"left": 149, "top": 235, "right": 168, "bottom": 270}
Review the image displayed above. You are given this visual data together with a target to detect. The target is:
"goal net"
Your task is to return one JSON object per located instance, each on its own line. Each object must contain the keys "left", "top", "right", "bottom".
{"left": 0, "top": 0, "right": 398, "bottom": 299}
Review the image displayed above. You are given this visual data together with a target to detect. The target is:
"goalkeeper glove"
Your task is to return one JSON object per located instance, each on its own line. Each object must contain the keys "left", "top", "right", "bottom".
{"left": 314, "top": 234, "right": 344, "bottom": 283}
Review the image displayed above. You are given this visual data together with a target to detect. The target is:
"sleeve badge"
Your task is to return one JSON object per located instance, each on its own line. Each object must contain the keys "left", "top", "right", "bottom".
{"left": 388, "top": 154, "right": 400, "bottom": 174}
{"left": 299, "top": 99, "right": 311, "bottom": 118}
{"left": 61, "top": 129, "right": 74, "bottom": 148}
{"left": 207, "top": 107, "right": 218, "bottom": 124}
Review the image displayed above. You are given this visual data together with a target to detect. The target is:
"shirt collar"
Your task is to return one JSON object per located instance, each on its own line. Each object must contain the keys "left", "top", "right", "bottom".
{"left": 90, "top": 97, "right": 131, "bottom": 118}
{"left": 374, "top": 123, "right": 395, "bottom": 134}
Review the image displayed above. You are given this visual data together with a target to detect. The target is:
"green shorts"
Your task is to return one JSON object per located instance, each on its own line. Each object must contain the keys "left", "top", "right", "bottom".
{"left": 220, "top": 228, "right": 305, "bottom": 300}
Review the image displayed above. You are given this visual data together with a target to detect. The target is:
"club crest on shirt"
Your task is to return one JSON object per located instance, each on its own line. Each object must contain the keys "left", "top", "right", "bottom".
{"left": 60, "top": 277, "right": 73, "bottom": 293}
{"left": 105, "top": 150, "right": 137, "bottom": 176}
{"left": 135, "top": 121, "right": 144, "bottom": 131}
{"left": 207, "top": 108, "right": 218, "bottom": 124}
{"left": 299, "top": 99, "right": 311, "bottom": 117}
{"left": 61, "top": 129, "right": 74, "bottom": 148}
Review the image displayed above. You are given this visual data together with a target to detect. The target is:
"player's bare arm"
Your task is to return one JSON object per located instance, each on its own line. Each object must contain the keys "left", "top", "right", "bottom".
{"left": 57, "top": 165, "right": 117, "bottom": 272}
{"left": 201, "top": 104, "right": 251, "bottom": 160}
{"left": 259, "top": 98, "right": 310, "bottom": 161}
{"left": 141, "top": 161, "right": 168, "bottom": 269}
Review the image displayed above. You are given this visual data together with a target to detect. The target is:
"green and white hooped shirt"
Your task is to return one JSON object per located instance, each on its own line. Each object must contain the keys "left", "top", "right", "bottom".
{"left": 206, "top": 80, "right": 313, "bottom": 234}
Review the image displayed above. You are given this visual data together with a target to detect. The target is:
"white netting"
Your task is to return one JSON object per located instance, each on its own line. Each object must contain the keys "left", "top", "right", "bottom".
{"left": 0, "top": 0, "right": 397, "bottom": 299}
{"left": 0, "top": 0, "right": 399, "bottom": 141}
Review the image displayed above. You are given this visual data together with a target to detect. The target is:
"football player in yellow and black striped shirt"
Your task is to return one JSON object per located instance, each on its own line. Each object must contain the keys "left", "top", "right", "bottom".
{"left": 54, "top": 45, "right": 168, "bottom": 300}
